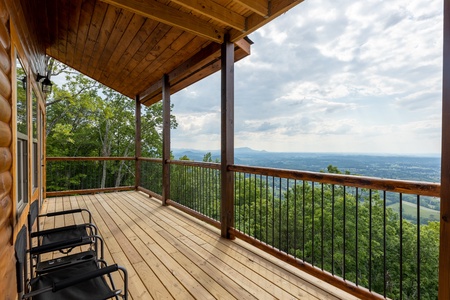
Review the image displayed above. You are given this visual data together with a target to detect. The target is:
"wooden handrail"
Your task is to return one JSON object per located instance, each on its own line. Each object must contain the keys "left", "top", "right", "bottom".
{"left": 46, "top": 157, "right": 440, "bottom": 197}
{"left": 167, "top": 159, "right": 220, "bottom": 169}
{"left": 46, "top": 157, "right": 135, "bottom": 161}
{"left": 137, "top": 157, "right": 162, "bottom": 162}
{"left": 46, "top": 186, "right": 134, "bottom": 197}
{"left": 229, "top": 164, "right": 440, "bottom": 197}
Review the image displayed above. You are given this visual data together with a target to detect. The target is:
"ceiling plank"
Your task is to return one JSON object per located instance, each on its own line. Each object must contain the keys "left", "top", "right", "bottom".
{"left": 171, "top": 0, "right": 246, "bottom": 32}
{"left": 233, "top": 0, "right": 268, "bottom": 17}
{"left": 229, "top": 0, "right": 304, "bottom": 42}
{"left": 100, "top": 0, "right": 224, "bottom": 43}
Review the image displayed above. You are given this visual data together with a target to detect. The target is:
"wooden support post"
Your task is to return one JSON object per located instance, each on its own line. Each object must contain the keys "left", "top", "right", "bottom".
{"left": 440, "top": 0, "right": 450, "bottom": 298}
{"left": 135, "top": 95, "right": 141, "bottom": 190}
{"left": 220, "top": 34, "right": 235, "bottom": 239}
{"left": 162, "top": 74, "right": 170, "bottom": 205}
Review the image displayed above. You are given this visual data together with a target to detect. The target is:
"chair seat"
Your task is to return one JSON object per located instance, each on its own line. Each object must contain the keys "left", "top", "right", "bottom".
{"left": 41, "top": 226, "right": 89, "bottom": 245}
{"left": 30, "top": 260, "right": 118, "bottom": 300}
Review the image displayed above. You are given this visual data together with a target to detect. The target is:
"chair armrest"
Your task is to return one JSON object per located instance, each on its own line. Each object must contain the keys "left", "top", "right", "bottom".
{"left": 52, "top": 264, "right": 119, "bottom": 291}
{"left": 30, "top": 236, "right": 91, "bottom": 255}
{"left": 22, "top": 264, "right": 128, "bottom": 300}
{"left": 30, "top": 223, "right": 97, "bottom": 238}
{"left": 39, "top": 208, "right": 92, "bottom": 223}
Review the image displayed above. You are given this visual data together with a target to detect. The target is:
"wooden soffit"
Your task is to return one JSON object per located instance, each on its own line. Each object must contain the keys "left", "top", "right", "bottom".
{"left": 31, "top": 0, "right": 303, "bottom": 105}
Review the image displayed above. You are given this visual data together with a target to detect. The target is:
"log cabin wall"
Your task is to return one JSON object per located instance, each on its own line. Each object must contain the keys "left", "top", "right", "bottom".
{"left": 0, "top": 1, "right": 15, "bottom": 298}
{"left": 0, "top": 0, "right": 46, "bottom": 298}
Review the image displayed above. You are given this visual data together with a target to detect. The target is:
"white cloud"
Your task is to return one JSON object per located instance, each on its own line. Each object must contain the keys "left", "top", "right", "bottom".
{"left": 171, "top": 0, "right": 442, "bottom": 154}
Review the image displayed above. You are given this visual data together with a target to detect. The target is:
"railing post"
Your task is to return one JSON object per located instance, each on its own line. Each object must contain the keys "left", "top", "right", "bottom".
{"left": 135, "top": 95, "right": 141, "bottom": 190}
{"left": 220, "top": 34, "right": 235, "bottom": 239}
{"left": 440, "top": 0, "right": 450, "bottom": 297}
{"left": 162, "top": 74, "right": 170, "bottom": 206}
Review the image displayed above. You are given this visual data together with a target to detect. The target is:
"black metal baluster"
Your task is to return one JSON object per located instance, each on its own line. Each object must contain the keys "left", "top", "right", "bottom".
{"left": 312, "top": 181, "right": 315, "bottom": 266}
{"left": 383, "top": 190, "right": 387, "bottom": 298}
{"left": 343, "top": 186, "right": 346, "bottom": 281}
{"left": 356, "top": 187, "right": 359, "bottom": 286}
{"left": 266, "top": 175, "right": 269, "bottom": 244}
{"left": 287, "top": 179, "right": 290, "bottom": 254}
{"left": 331, "top": 184, "right": 335, "bottom": 275}
{"left": 294, "top": 180, "right": 298, "bottom": 259}
{"left": 369, "top": 189, "right": 372, "bottom": 291}
{"left": 302, "top": 180, "right": 305, "bottom": 261}
{"left": 272, "top": 176, "right": 275, "bottom": 247}
{"left": 278, "top": 177, "right": 282, "bottom": 250}
{"left": 321, "top": 183, "right": 324, "bottom": 270}
{"left": 238, "top": 172, "right": 241, "bottom": 232}
{"left": 400, "top": 193, "right": 403, "bottom": 300}
{"left": 254, "top": 174, "right": 257, "bottom": 238}
{"left": 417, "top": 195, "right": 420, "bottom": 299}
{"left": 248, "top": 173, "right": 252, "bottom": 235}
{"left": 259, "top": 174, "right": 263, "bottom": 241}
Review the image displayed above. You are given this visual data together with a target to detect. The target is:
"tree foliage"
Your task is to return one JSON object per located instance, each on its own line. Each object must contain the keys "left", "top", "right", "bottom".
{"left": 46, "top": 60, "right": 177, "bottom": 190}
{"left": 169, "top": 162, "right": 438, "bottom": 300}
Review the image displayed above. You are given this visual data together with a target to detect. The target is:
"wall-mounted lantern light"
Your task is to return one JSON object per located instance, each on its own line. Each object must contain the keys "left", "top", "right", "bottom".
{"left": 21, "top": 76, "right": 27, "bottom": 90}
{"left": 37, "top": 73, "right": 53, "bottom": 94}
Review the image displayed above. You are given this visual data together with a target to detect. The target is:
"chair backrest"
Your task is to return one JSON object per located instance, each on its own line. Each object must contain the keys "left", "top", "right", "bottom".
{"left": 28, "top": 200, "right": 39, "bottom": 229}
{"left": 15, "top": 225, "right": 27, "bottom": 293}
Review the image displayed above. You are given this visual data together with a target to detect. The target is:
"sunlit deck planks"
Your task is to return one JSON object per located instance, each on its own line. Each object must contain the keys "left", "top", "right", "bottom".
{"left": 40, "top": 191, "right": 360, "bottom": 300}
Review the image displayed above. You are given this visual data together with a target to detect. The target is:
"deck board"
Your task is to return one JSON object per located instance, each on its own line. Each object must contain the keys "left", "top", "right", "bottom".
{"left": 41, "top": 191, "right": 360, "bottom": 300}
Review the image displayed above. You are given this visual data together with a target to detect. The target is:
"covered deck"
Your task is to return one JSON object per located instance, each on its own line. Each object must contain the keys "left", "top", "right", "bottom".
{"left": 40, "top": 191, "right": 358, "bottom": 300}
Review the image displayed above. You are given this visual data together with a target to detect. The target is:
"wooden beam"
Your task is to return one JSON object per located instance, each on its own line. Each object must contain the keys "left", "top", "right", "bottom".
{"left": 234, "top": 37, "right": 252, "bottom": 56}
{"left": 100, "top": 0, "right": 224, "bottom": 43}
{"left": 229, "top": 0, "right": 304, "bottom": 42}
{"left": 140, "top": 42, "right": 222, "bottom": 104}
{"left": 234, "top": 0, "right": 268, "bottom": 17}
{"left": 171, "top": 0, "right": 246, "bottom": 31}
{"left": 162, "top": 74, "right": 170, "bottom": 206}
{"left": 220, "top": 34, "right": 234, "bottom": 239}
{"left": 135, "top": 95, "right": 141, "bottom": 190}
{"left": 440, "top": 0, "right": 450, "bottom": 298}
{"left": 140, "top": 39, "right": 251, "bottom": 106}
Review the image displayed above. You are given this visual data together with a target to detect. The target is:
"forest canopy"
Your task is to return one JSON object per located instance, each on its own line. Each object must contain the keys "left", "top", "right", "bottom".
{"left": 46, "top": 60, "right": 177, "bottom": 158}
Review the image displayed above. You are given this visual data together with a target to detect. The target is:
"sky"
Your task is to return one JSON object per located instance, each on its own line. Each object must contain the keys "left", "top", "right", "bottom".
{"left": 170, "top": 0, "right": 443, "bottom": 155}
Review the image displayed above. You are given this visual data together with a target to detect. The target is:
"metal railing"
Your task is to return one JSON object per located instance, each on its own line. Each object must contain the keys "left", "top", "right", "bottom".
{"left": 168, "top": 160, "right": 221, "bottom": 223}
{"left": 162, "top": 160, "right": 440, "bottom": 300}
{"left": 138, "top": 157, "right": 163, "bottom": 196}
{"left": 229, "top": 165, "right": 439, "bottom": 300}
{"left": 46, "top": 157, "right": 440, "bottom": 299}
{"left": 46, "top": 157, "right": 135, "bottom": 196}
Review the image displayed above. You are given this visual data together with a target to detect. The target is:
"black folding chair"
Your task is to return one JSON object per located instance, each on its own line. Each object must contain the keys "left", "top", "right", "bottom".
{"left": 15, "top": 225, "right": 28, "bottom": 298}
{"left": 28, "top": 201, "right": 98, "bottom": 249}
{"left": 16, "top": 225, "right": 128, "bottom": 300}
{"left": 28, "top": 201, "right": 103, "bottom": 276}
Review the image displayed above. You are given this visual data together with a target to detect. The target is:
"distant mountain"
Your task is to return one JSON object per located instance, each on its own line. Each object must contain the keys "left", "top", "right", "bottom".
{"left": 171, "top": 148, "right": 440, "bottom": 182}
{"left": 172, "top": 147, "right": 268, "bottom": 162}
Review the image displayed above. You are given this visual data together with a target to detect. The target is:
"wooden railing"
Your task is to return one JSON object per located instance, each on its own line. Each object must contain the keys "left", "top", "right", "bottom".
{"left": 46, "top": 157, "right": 135, "bottom": 197}
{"left": 46, "top": 157, "right": 441, "bottom": 299}
{"left": 228, "top": 164, "right": 440, "bottom": 300}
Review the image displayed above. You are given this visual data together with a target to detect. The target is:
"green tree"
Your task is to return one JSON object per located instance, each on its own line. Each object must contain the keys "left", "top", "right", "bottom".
{"left": 231, "top": 165, "right": 438, "bottom": 299}
{"left": 45, "top": 60, "right": 177, "bottom": 190}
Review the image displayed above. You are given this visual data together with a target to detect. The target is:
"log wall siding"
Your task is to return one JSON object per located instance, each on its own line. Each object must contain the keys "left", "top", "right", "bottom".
{"left": 0, "top": 0, "right": 15, "bottom": 298}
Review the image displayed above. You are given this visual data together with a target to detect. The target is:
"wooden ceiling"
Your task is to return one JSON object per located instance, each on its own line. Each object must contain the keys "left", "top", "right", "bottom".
{"left": 32, "top": 0, "right": 303, "bottom": 105}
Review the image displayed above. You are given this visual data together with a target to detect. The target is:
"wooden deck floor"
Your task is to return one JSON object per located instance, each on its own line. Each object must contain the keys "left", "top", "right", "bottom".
{"left": 40, "top": 191, "right": 360, "bottom": 300}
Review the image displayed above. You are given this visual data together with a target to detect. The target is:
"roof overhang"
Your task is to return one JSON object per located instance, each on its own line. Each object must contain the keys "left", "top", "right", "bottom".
{"left": 31, "top": 0, "right": 303, "bottom": 105}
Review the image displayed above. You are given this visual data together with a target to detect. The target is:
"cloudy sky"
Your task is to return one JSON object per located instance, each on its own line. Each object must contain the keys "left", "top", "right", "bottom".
{"left": 171, "top": 0, "right": 443, "bottom": 155}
